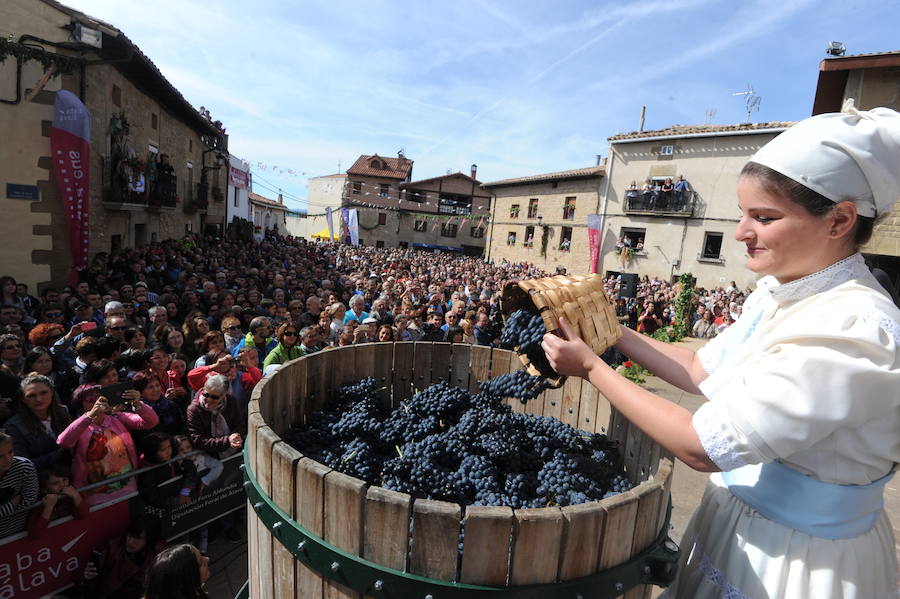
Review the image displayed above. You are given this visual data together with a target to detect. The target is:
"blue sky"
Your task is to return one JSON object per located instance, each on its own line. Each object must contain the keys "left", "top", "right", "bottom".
{"left": 66, "top": 0, "right": 898, "bottom": 212}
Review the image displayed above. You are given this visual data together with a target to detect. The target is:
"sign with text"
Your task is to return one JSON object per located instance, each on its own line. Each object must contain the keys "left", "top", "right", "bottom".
{"left": 50, "top": 90, "right": 91, "bottom": 285}
{"left": 5, "top": 183, "right": 39, "bottom": 200}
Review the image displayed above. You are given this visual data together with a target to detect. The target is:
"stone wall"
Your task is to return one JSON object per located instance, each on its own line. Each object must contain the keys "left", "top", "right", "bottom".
{"left": 485, "top": 177, "right": 601, "bottom": 274}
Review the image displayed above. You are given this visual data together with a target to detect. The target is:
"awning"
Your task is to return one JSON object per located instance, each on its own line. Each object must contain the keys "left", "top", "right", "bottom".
{"left": 311, "top": 228, "right": 339, "bottom": 240}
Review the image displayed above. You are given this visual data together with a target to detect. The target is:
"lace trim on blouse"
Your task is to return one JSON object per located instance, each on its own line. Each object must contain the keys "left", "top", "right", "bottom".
{"left": 693, "top": 403, "right": 750, "bottom": 473}
{"left": 865, "top": 308, "right": 900, "bottom": 346}
{"left": 658, "top": 537, "right": 752, "bottom": 599}
{"left": 768, "top": 253, "right": 869, "bottom": 305}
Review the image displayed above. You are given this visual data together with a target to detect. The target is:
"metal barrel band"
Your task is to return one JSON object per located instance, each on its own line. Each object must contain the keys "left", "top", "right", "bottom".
{"left": 242, "top": 453, "right": 680, "bottom": 598}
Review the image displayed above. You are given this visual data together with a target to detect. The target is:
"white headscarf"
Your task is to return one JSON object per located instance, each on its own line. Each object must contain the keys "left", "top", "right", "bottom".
{"left": 751, "top": 99, "right": 900, "bottom": 219}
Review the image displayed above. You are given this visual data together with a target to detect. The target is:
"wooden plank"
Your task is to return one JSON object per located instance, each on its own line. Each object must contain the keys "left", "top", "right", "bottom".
{"left": 292, "top": 358, "right": 307, "bottom": 427}
{"left": 460, "top": 505, "right": 514, "bottom": 585}
{"left": 655, "top": 459, "right": 674, "bottom": 535}
{"left": 412, "top": 342, "right": 433, "bottom": 393}
{"left": 624, "top": 483, "right": 663, "bottom": 599}
{"left": 468, "top": 345, "right": 491, "bottom": 394}
{"left": 409, "top": 499, "right": 461, "bottom": 582}
{"left": 574, "top": 378, "right": 598, "bottom": 434}
{"left": 332, "top": 344, "right": 358, "bottom": 393}
{"left": 430, "top": 342, "right": 452, "bottom": 385}
{"left": 594, "top": 392, "right": 612, "bottom": 435}
{"left": 305, "top": 351, "right": 326, "bottom": 412}
{"left": 637, "top": 426, "right": 655, "bottom": 484}
{"left": 256, "top": 429, "right": 280, "bottom": 599}
{"left": 541, "top": 379, "right": 563, "bottom": 422}
{"left": 510, "top": 507, "right": 563, "bottom": 585}
{"left": 273, "top": 442, "right": 302, "bottom": 599}
{"left": 295, "top": 458, "right": 330, "bottom": 599}
{"left": 392, "top": 342, "right": 415, "bottom": 406}
{"left": 623, "top": 420, "right": 643, "bottom": 484}
{"left": 597, "top": 491, "right": 639, "bottom": 571}
{"left": 265, "top": 367, "right": 287, "bottom": 435}
{"left": 363, "top": 486, "right": 412, "bottom": 571}
{"left": 372, "top": 342, "right": 394, "bottom": 408}
{"left": 559, "top": 501, "right": 606, "bottom": 580}
{"left": 247, "top": 411, "right": 266, "bottom": 476}
{"left": 355, "top": 343, "right": 376, "bottom": 385}
{"left": 323, "top": 471, "right": 366, "bottom": 599}
{"left": 449, "top": 343, "right": 471, "bottom": 391}
{"left": 559, "top": 375, "right": 582, "bottom": 428}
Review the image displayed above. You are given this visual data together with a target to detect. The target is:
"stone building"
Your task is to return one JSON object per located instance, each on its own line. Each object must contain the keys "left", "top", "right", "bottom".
{"left": 227, "top": 155, "right": 252, "bottom": 225}
{"left": 285, "top": 173, "right": 345, "bottom": 240}
{"left": 249, "top": 191, "right": 289, "bottom": 237}
{"left": 598, "top": 123, "right": 791, "bottom": 289}
{"left": 345, "top": 154, "right": 489, "bottom": 254}
{"left": 813, "top": 49, "right": 900, "bottom": 296}
{"left": 0, "top": 0, "right": 227, "bottom": 290}
{"left": 482, "top": 166, "right": 605, "bottom": 273}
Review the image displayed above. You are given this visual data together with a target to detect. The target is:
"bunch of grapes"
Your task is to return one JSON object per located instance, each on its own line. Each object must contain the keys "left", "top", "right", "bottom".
{"left": 479, "top": 369, "right": 553, "bottom": 402}
{"left": 283, "top": 378, "right": 632, "bottom": 510}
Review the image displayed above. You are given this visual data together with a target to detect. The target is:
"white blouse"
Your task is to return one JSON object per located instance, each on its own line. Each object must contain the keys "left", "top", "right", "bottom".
{"left": 692, "top": 253, "right": 900, "bottom": 484}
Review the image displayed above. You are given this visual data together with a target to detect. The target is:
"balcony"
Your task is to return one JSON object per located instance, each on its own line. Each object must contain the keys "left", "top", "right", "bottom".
{"left": 184, "top": 182, "right": 208, "bottom": 211}
{"left": 623, "top": 191, "right": 695, "bottom": 217}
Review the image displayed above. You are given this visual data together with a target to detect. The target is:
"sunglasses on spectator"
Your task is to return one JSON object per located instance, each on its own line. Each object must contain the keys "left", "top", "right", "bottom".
{"left": 108, "top": 325, "right": 126, "bottom": 331}
{"left": 45, "top": 311, "right": 63, "bottom": 318}
{"left": 283, "top": 331, "right": 298, "bottom": 337}
{"left": 202, "top": 391, "right": 223, "bottom": 399}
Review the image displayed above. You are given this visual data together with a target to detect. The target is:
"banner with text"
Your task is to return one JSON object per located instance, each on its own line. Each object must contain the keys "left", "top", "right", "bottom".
{"left": 50, "top": 90, "right": 91, "bottom": 285}
{"left": 587, "top": 214, "right": 602, "bottom": 274}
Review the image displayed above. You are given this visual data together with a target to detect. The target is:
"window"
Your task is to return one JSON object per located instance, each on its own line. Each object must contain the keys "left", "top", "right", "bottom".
{"left": 376, "top": 240, "right": 385, "bottom": 248}
{"left": 507, "top": 231, "right": 517, "bottom": 246}
{"left": 559, "top": 226, "right": 572, "bottom": 251}
{"left": 399, "top": 241, "right": 409, "bottom": 249}
{"left": 470, "top": 226, "right": 485, "bottom": 238}
{"left": 619, "top": 227, "right": 645, "bottom": 250}
{"left": 414, "top": 220, "right": 427, "bottom": 232}
{"left": 352, "top": 182, "right": 361, "bottom": 195}
{"left": 370, "top": 158, "right": 383, "bottom": 169}
{"left": 189, "top": 139, "right": 193, "bottom": 153}
{"left": 406, "top": 189, "right": 425, "bottom": 203}
{"left": 510, "top": 204, "right": 520, "bottom": 219}
{"left": 441, "top": 223, "right": 458, "bottom": 238}
{"left": 378, "top": 212, "right": 386, "bottom": 225}
{"left": 379, "top": 183, "right": 389, "bottom": 198}
{"left": 524, "top": 225, "right": 535, "bottom": 247}
{"left": 702, "top": 232, "right": 724, "bottom": 259}
{"left": 563, "top": 197, "right": 576, "bottom": 220}
{"left": 528, "top": 198, "right": 539, "bottom": 218}
{"left": 112, "top": 85, "right": 121, "bottom": 107}
{"left": 551, "top": 182, "right": 558, "bottom": 189}
{"left": 151, "top": 113, "right": 158, "bottom": 130}
{"left": 660, "top": 145, "right": 674, "bottom": 156}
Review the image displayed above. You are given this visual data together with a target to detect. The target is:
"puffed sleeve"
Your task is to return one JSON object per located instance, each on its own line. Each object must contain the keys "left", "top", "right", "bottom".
{"left": 693, "top": 307, "right": 899, "bottom": 472}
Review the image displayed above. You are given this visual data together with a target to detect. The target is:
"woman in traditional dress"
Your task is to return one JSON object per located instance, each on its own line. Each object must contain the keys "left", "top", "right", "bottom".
{"left": 542, "top": 102, "right": 900, "bottom": 598}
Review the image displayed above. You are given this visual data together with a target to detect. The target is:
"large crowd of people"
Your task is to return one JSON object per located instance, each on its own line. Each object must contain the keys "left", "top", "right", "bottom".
{"left": 0, "top": 228, "right": 750, "bottom": 597}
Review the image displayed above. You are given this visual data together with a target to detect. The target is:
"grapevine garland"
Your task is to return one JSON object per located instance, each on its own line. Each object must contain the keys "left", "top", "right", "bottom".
{"left": 0, "top": 37, "right": 84, "bottom": 76}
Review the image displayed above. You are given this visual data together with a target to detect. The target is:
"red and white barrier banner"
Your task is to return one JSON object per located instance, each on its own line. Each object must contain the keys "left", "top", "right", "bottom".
{"left": 587, "top": 214, "right": 602, "bottom": 274}
{"left": 50, "top": 90, "right": 91, "bottom": 285}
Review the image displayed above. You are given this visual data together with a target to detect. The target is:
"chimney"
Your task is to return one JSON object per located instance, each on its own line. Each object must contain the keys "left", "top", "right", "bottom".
{"left": 277, "top": 193, "right": 283, "bottom": 205}
{"left": 639, "top": 105, "right": 646, "bottom": 132}
{"left": 470, "top": 164, "right": 478, "bottom": 179}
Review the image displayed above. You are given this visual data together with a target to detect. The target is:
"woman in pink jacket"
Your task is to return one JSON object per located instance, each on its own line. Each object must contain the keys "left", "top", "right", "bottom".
{"left": 57, "top": 384, "right": 159, "bottom": 506}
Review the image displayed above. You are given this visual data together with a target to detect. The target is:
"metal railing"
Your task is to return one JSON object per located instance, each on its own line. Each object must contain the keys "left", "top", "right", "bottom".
{"left": 623, "top": 191, "right": 694, "bottom": 216}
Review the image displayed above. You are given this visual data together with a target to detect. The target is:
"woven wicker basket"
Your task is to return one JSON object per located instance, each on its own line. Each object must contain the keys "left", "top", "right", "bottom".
{"left": 500, "top": 274, "right": 622, "bottom": 383}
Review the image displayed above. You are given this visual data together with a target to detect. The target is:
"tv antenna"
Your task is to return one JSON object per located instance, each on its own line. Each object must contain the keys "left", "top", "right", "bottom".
{"left": 733, "top": 84, "right": 761, "bottom": 123}
{"left": 704, "top": 107, "right": 717, "bottom": 124}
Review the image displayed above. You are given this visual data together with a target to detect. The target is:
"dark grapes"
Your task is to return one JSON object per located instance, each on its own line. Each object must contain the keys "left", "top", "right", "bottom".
{"left": 283, "top": 378, "right": 632, "bottom": 510}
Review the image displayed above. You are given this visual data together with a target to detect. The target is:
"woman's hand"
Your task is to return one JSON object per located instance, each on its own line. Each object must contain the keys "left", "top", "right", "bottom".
{"left": 87, "top": 397, "right": 109, "bottom": 419}
{"left": 228, "top": 433, "right": 243, "bottom": 449}
{"left": 541, "top": 318, "right": 599, "bottom": 379}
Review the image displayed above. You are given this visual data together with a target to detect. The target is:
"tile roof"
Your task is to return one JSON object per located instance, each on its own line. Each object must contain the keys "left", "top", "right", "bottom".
{"left": 309, "top": 173, "right": 347, "bottom": 179}
{"left": 248, "top": 192, "right": 288, "bottom": 210}
{"left": 402, "top": 172, "right": 480, "bottom": 188}
{"left": 609, "top": 121, "right": 794, "bottom": 142}
{"left": 481, "top": 166, "right": 604, "bottom": 188}
{"left": 347, "top": 154, "right": 414, "bottom": 180}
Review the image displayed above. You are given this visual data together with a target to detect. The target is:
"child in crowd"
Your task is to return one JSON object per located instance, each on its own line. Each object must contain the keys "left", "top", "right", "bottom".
{"left": 173, "top": 434, "right": 222, "bottom": 555}
{"left": 27, "top": 463, "right": 89, "bottom": 538}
